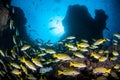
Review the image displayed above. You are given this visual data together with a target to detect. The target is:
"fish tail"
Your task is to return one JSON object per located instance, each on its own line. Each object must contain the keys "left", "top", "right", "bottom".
{"left": 91, "top": 52, "right": 94, "bottom": 57}
{"left": 19, "top": 71, "right": 22, "bottom": 75}
{"left": 53, "top": 54, "right": 56, "bottom": 58}
{"left": 65, "top": 43, "right": 67, "bottom": 46}
{"left": 106, "top": 69, "right": 111, "bottom": 74}
{"left": 21, "top": 57, "right": 25, "bottom": 63}
{"left": 58, "top": 70, "right": 63, "bottom": 75}
{"left": 70, "top": 61, "right": 73, "bottom": 67}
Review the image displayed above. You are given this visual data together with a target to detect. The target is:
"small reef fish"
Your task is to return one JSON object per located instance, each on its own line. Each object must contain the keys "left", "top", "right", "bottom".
{"left": 10, "top": 62, "right": 21, "bottom": 69}
{"left": 91, "top": 52, "right": 101, "bottom": 59}
{"left": 110, "top": 56, "right": 118, "bottom": 61}
{"left": 20, "top": 64, "right": 28, "bottom": 75}
{"left": 0, "top": 50, "right": 5, "bottom": 57}
{"left": 77, "top": 42, "right": 89, "bottom": 48}
{"left": 21, "top": 57, "right": 36, "bottom": 71}
{"left": 65, "top": 43, "right": 75, "bottom": 48}
{"left": 93, "top": 38, "right": 106, "bottom": 46}
{"left": 58, "top": 69, "right": 80, "bottom": 76}
{"left": 53, "top": 53, "right": 71, "bottom": 61}
{"left": 10, "top": 19, "right": 14, "bottom": 30}
{"left": 45, "top": 49, "right": 56, "bottom": 54}
{"left": 66, "top": 36, "right": 76, "bottom": 40}
{"left": 98, "top": 56, "right": 108, "bottom": 62}
{"left": 21, "top": 45, "right": 31, "bottom": 51}
{"left": 81, "top": 39, "right": 88, "bottom": 43}
{"left": 113, "top": 33, "right": 120, "bottom": 39}
{"left": 73, "top": 52, "right": 85, "bottom": 58}
{"left": 113, "top": 64, "right": 120, "bottom": 69}
{"left": 89, "top": 45, "right": 98, "bottom": 49}
{"left": 70, "top": 61, "right": 86, "bottom": 68}
{"left": 98, "top": 50, "right": 104, "bottom": 54}
{"left": 78, "top": 47, "right": 88, "bottom": 52}
{"left": 12, "top": 35, "right": 17, "bottom": 45}
{"left": 11, "top": 69, "right": 21, "bottom": 75}
{"left": 93, "top": 67, "right": 111, "bottom": 74}
{"left": 32, "top": 58, "right": 43, "bottom": 67}
{"left": 112, "top": 51, "right": 119, "bottom": 56}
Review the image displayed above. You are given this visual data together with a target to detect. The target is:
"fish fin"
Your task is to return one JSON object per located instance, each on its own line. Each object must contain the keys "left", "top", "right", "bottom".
{"left": 53, "top": 54, "right": 56, "bottom": 58}
{"left": 70, "top": 61, "right": 73, "bottom": 67}
{"left": 106, "top": 69, "right": 111, "bottom": 74}
{"left": 58, "top": 70, "right": 63, "bottom": 75}
{"left": 91, "top": 52, "right": 94, "bottom": 57}
{"left": 21, "top": 57, "right": 25, "bottom": 63}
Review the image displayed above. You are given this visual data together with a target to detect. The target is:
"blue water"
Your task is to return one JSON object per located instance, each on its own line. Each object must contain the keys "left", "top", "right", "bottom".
{"left": 11, "top": 0, "right": 120, "bottom": 44}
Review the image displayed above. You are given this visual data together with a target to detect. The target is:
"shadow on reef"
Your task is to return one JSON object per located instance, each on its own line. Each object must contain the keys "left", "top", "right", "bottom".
{"left": 61, "top": 4, "right": 108, "bottom": 43}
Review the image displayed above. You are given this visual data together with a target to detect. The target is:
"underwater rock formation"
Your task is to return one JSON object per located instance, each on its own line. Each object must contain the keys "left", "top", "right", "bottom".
{"left": 0, "top": 1, "right": 9, "bottom": 33}
{"left": 10, "top": 6, "right": 27, "bottom": 40}
{"left": 62, "top": 4, "right": 108, "bottom": 43}
{"left": 0, "top": 0, "right": 28, "bottom": 49}
{"left": 0, "top": 0, "right": 13, "bottom": 49}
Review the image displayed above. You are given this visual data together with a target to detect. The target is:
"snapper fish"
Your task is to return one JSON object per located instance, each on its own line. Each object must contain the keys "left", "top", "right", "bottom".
{"left": 98, "top": 55, "right": 108, "bottom": 62}
{"left": 32, "top": 58, "right": 43, "bottom": 67}
{"left": 10, "top": 19, "right": 14, "bottom": 30}
{"left": 21, "top": 45, "right": 31, "bottom": 51}
{"left": 73, "top": 52, "right": 85, "bottom": 58}
{"left": 69, "top": 61, "right": 86, "bottom": 68}
{"left": 78, "top": 47, "right": 88, "bottom": 52}
{"left": 66, "top": 36, "right": 76, "bottom": 40}
{"left": 65, "top": 43, "right": 75, "bottom": 48}
{"left": 10, "top": 62, "right": 21, "bottom": 69}
{"left": 58, "top": 69, "right": 80, "bottom": 76}
{"left": 0, "top": 50, "right": 5, "bottom": 57}
{"left": 91, "top": 52, "right": 101, "bottom": 59}
{"left": 113, "top": 64, "right": 120, "bottom": 69}
{"left": 112, "top": 51, "right": 119, "bottom": 56}
{"left": 93, "top": 67, "right": 111, "bottom": 74}
{"left": 20, "top": 64, "right": 28, "bottom": 75}
{"left": 113, "top": 33, "right": 120, "bottom": 39}
{"left": 45, "top": 49, "right": 56, "bottom": 54}
{"left": 11, "top": 69, "right": 21, "bottom": 75}
{"left": 21, "top": 57, "right": 36, "bottom": 71}
{"left": 53, "top": 53, "right": 71, "bottom": 61}
{"left": 81, "top": 39, "right": 88, "bottom": 43}
{"left": 93, "top": 38, "right": 106, "bottom": 46}
{"left": 77, "top": 42, "right": 89, "bottom": 48}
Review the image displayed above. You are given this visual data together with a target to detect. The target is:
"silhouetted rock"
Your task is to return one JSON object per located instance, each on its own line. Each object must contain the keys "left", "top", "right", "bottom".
{"left": 0, "top": 0, "right": 13, "bottom": 49}
{"left": 92, "top": 9, "right": 108, "bottom": 39}
{"left": 0, "top": 6, "right": 9, "bottom": 32}
{"left": 0, "top": 0, "right": 28, "bottom": 49}
{"left": 62, "top": 4, "right": 108, "bottom": 43}
{"left": 10, "top": 6, "right": 27, "bottom": 39}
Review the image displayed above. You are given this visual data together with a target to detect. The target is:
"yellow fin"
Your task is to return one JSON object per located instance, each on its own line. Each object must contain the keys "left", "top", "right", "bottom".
{"left": 58, "top": 70, "right": 63, "bottom": 75}
{"left": 106, "top": 69, "right": 111, "bottom": 74}
{"left": 70, "top": 61, "right": 73, "bottom": 67}
{"left": 91, "top": 52, "right": 94, "bottom": 57}
{"left": 21, "top": 57, "right": 25, "bottom": 63}
{"left": 53, "top": 54, "right": 56, "bottom": 58}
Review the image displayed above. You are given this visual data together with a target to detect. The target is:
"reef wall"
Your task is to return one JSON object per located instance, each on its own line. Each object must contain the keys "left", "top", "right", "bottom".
{"left": 62, "top": 4, "right": 108, "bottom": 43}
